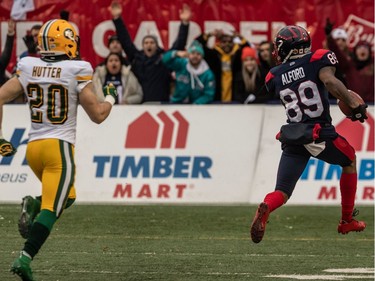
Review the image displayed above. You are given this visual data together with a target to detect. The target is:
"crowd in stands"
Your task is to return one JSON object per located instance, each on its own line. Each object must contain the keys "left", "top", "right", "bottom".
{"left": 1, "top": 4, "right": 374, "bottom": 105}
{"left": 325, "top": 19, "right": 374, "bottom": 103}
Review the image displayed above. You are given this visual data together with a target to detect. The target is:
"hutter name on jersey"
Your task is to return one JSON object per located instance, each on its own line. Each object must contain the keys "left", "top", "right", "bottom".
{"left": 281, "top": 67, "right": 305, "bottom": 85}
{"left": 32, "top": 66, "right": 62, "bottom": 78}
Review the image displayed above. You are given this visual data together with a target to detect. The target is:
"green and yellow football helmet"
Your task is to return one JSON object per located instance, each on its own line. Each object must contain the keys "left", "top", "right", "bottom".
{"left": 38, "top": 19, "right": 79, "bottom": 60}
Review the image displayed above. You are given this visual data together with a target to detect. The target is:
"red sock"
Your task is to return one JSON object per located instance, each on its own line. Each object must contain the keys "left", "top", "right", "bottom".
{"left": 340, "top": 173, "right": 357, "bottom": 222}
{"left": 264, "top": 190, "right": 285, "bottom": 212}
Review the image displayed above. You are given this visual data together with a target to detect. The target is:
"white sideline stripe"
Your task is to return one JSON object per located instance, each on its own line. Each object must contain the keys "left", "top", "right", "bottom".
{"left": 15, "top": 233, "right": 375, "bottom": 242}
{"left": 4, "top": 250, "right": 374, "bottom": 258}
{"left": 324, "top": 268, "right": 374, "bottom": 274}
{"left": 266, "top": 274, "right": 374, "bottom": 280}
{"left": 32, "top": 270, "right": 375, "bottom": 279}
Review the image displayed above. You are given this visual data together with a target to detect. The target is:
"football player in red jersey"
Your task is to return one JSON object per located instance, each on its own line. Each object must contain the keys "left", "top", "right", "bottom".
{"left": 250, "top": 25, "right": 368, "bottom": 244}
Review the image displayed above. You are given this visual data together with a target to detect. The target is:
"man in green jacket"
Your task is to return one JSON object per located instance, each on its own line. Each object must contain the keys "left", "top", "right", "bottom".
{"left": 162, "top": 41, "right": 215, "bottom": 104}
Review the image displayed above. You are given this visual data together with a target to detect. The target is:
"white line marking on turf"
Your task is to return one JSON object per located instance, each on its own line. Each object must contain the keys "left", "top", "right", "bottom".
{"left": 266, "top": 274, "right": 373, "bottom": 280}
{"left": 30, "top": 268, "right": 375, "bottom": 279}
{"left": 324, "top": 268, "right": 374, "bottom": 274}
{"left": 267, "top": 268, "right": 375, "bottom": 280}
{"left": 2, "top": 249, "right": 374, "bottom": 259}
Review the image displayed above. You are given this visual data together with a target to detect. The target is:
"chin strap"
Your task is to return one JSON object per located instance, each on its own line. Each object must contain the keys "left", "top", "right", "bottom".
{"left": 282, "top": 48, "right": 311, "bottom": 64}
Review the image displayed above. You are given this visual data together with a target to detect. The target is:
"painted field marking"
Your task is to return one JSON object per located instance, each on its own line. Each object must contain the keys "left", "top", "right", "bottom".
{"left": 266, "top": 274, "right": 373, "bottom": 280}
{"left": 324, "top": 268, "right": 374, "bottom": 274}
{"left": 266, "top": 267, "right": 374, "bottom": 280}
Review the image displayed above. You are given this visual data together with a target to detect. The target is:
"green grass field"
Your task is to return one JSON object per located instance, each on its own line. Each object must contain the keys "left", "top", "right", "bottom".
{"left": 0, "top": 204, "right": 374, "bottom": 281}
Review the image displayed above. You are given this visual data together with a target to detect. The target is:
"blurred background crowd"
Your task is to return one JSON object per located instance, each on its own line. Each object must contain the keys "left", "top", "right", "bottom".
{"left": 1, "top": 1, "right": 373, "bottom": 105}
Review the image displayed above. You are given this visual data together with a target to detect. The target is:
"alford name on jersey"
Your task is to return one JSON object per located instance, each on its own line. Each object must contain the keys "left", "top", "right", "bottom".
{"left": 281, "top": 66, "right": 306, "bottom": 86}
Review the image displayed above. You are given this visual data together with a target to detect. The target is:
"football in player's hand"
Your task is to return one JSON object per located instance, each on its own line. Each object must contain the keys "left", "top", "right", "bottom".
{"left": 337, "top": 90, "right": 365, "bottom": 117}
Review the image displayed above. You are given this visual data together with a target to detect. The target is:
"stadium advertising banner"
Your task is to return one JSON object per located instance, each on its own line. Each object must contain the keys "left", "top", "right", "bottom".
{"left": 74, "top": 105, "right": 263, "bottom": 203}
{"left": 0, "top": 0, "right": 373, "bottom": 72}
{"left": 0, "top": 105, "right": 373, "bottom": 205}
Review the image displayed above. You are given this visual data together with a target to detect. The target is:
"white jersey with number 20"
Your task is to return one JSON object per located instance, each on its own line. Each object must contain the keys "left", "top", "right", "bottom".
{"left": 17, "top": 56, "right": 93, "bottom": 145}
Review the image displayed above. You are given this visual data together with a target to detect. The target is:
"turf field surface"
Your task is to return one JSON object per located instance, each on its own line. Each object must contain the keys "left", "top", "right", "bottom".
{"left": 0, "top": 204, "right": 373, "bottom": 281}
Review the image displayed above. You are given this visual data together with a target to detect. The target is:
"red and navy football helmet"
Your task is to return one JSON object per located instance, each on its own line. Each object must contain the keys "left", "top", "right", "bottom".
{"left": 273, "top": 25, "right": 311, "bottom": 64}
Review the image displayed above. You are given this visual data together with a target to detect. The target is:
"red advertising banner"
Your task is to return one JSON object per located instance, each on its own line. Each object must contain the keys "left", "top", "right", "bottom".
{"left": 0, "top": 0, "right": 373, "bottom": 72}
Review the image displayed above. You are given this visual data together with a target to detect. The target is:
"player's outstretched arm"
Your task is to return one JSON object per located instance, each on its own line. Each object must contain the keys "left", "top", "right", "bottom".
{"left": 79, "top": 82, "right": 117, "bottom": 124}
{"left": 0, "top": 77, "right": 24, "bottom": 156}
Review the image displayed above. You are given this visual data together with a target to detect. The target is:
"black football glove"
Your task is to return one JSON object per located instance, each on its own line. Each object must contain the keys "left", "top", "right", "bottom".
{"left": 22, "top": 35, "right": 38, "bottom": 54}
{"left": 60, "top": 10, "right": 70, "bottom": 21}
{"left": 0, "top": 139, "right": 17, "bottom": 157}
{"left": 350, "top": 104, "right": 368, "bottom": 123}
{"left": 325, "top": 18, "right": 334, "bottom": 36}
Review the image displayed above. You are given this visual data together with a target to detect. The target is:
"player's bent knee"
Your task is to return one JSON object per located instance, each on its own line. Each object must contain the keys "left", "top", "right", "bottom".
{"left": 342, "top": 156, "right": 357, "bottom": 174}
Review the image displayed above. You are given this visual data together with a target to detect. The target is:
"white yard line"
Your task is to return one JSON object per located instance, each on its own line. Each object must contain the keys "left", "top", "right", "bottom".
{"left": 266, "top": 268, "right": 375, "bottom": 280}
{"left": 324, "top": 268, "right": 374, "bottom": 274}
{"left": 266, "top": 274, "right": 374, "bottom": 280}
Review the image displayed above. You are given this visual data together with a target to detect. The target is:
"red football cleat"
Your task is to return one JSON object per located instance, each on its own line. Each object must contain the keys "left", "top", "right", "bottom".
{"left": 338, "top": 219, "right": 366, "bottom": 234}
{"left": 250, "top": 202, "right": 270, "bottom": 243}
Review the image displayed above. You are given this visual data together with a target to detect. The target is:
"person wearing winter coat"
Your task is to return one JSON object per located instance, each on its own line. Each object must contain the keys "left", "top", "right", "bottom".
{"left": 195, "top": 29, "right": 249, "bottom": 102}
{"left": 93, "top": 52, "right": 143, "bottom": 104}
{"left": 162, "top": 41, "right": 215, "bottom": 104}
{"left": 109, "top": 1, "right": 191, "bottom": 103}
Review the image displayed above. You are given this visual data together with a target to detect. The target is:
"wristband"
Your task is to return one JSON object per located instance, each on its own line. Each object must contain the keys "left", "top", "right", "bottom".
{"left": 105, "top": 95, "right": 115, "bottom": 106}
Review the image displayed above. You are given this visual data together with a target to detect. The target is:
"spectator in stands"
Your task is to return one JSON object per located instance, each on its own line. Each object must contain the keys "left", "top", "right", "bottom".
{"left": 0, "top": 19, "right": 15, "bottom": 86}
{"left": 96, "top": 35, "right": 129, "bottom": 67}
{"left": 109, "top": 1, "right": 191, "bottom": 103}
{"left": 326, "top": 21, "right": 374, "bottom": 103}
{"left": 324, "top": 19, "right": 351, "bottom": 56}
{"left": 257, "top": 40, "right": 275, "bottom": 75}
{"left": 331, "top": 28, "right": 350, "bottom": 53}
{"left": 93, "top": 52, "right": 142, "bottom": 104}
{"left": 352, "top": 41, "right": 372, "bottom": 70}
{"left": 350, "top": 41, "right": 374, "bottom": 102}
{"left": 19, "top": 24, "right": 42, "bottom": 59}
{"left": 107, "top": 35, "right": 123, "bottom": 56}
{"left": 195, "top": 29, "right": 249, "bottom": 102}
{"left": 324, "top": 19, "right": 350, "bottom": 89}
{"left": 162, "top": 41, "right": 215, "bottom": 104}
{"left": 233, "top": 47, "right": 263, "bottom": 103}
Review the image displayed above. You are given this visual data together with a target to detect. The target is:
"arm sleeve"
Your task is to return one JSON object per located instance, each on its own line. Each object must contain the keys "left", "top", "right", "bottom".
{"left": 76, "top": 62, "right": 94, "bottom": 93}
{"left": 313, "top": 49, "right": 339, "bottom": 70}
{"left": 170, "top": 22, "right": 189, "bottom": 51}
{"left": 195, "top": 34, "right": 207, "bottom": 45}
{"left": 193, "top": 72, "right": 216, "bottom": 104}
{"left": 112, "top": 17, "right": 139, "bottom": 62}
{"left": 0, "top": 34, "right": 14, "bottom": 71}
{"left": 161, "top": 50, "right": 184, "bottom": 71}
{"left": 195, "top": 34, "right": 218, "bottom": 68}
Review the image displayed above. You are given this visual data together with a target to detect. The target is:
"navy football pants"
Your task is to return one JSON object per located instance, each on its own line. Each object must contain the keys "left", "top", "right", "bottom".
{"left": 275, "top": 135, "right": 355, "bottom": 198}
